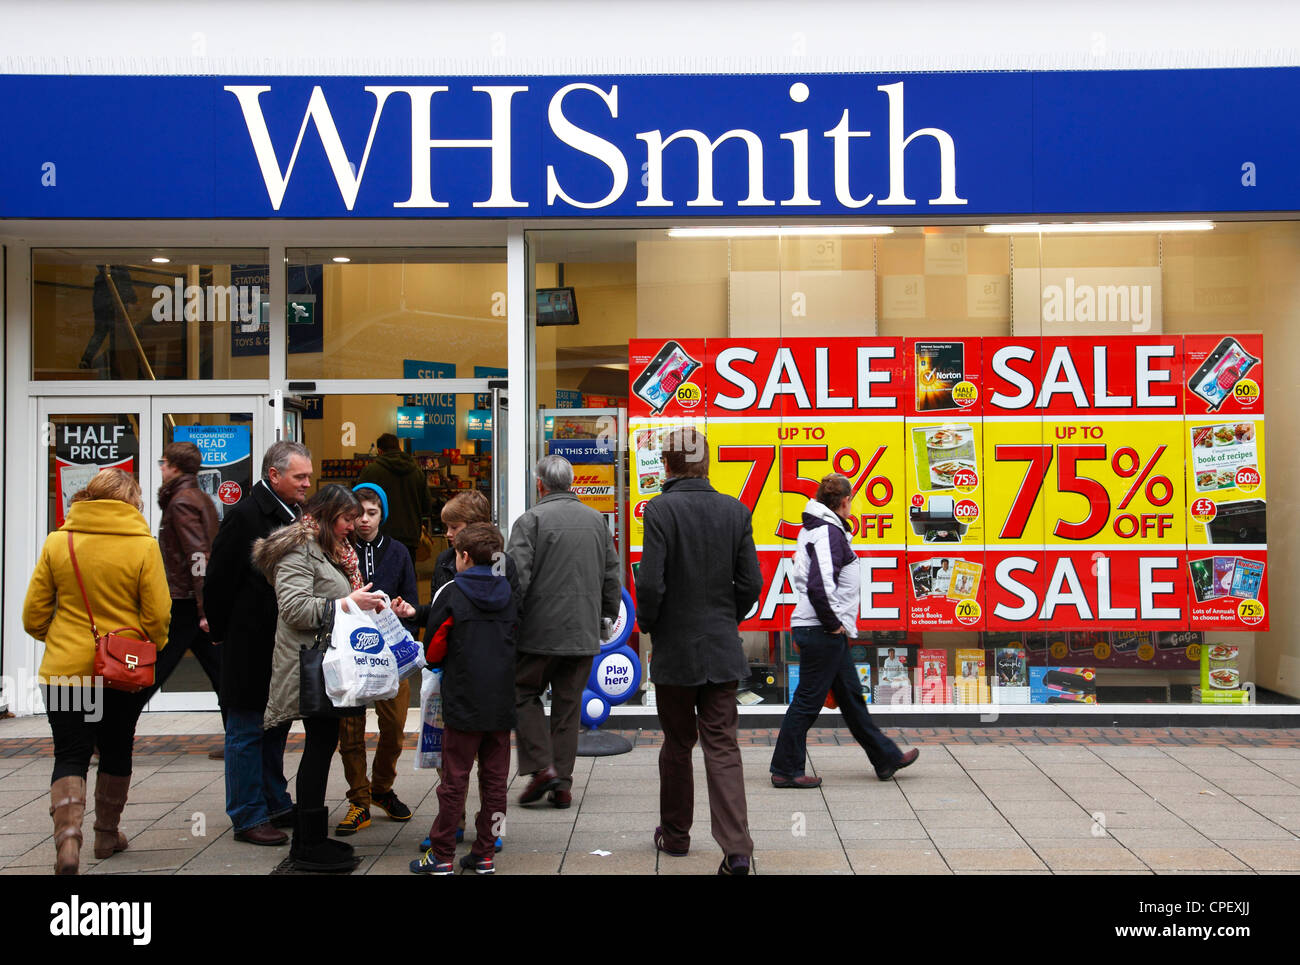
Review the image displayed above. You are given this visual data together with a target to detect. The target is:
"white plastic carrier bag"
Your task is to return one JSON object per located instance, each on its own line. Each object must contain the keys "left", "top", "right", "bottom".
{"left": 322, "top": 599, "right": 400, "bottom": 705}
{"left": 373, "top": 593, "right": 426, "bottom": 681}
{"left": 415, "top": 668, "right": 444, "bottom": 770}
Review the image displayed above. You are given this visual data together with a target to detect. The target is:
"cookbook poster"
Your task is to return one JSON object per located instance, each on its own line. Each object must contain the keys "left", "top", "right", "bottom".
{"left": 173, "top": 424, "right": 252, "bottom": 522}
{"left": 52, "top": 418, "right": 138, "bottom": 527}
{"left": 906, "top": 553, "right": 985, "bottom": 629}
{"left": 628, "top": 334, "right": 1266, "bottom": 632}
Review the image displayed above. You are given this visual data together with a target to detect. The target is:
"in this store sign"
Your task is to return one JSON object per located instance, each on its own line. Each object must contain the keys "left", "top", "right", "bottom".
{"left": 628, "top": 333, "right": 1266, "bottom": 633}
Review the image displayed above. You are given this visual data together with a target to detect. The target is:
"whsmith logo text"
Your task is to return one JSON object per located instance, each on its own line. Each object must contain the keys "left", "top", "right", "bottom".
{"left": 225, "top": 81, "right": 966, "bottom": 212}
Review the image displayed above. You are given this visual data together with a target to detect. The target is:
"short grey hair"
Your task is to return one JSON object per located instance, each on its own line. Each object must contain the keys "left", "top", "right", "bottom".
{"left": 262, "top": 440, "right": 312, "bottom": 480}
{"left": 536, "top": 454, "right": 573, "bottom": 494}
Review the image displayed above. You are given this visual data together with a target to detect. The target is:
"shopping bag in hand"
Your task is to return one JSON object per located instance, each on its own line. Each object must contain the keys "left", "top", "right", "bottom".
{"left": 415, "top": 668, "right": 444, "bottom": 770}
{"left": 373, "top": 592, "right": 426, "bottom": 681}
{"left": 322, "top": 599, "right": 400, "bottom": 705}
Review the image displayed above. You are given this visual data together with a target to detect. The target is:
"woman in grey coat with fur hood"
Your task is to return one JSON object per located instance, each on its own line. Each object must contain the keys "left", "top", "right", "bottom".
{"left": 252, "top": 484, "right": 385, "bottom": 872}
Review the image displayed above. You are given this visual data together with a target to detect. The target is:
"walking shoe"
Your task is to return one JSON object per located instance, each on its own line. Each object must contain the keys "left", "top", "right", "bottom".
{"left": 459, "top": 852, "right": 495, "bottom": 875}
{"left": 875, "top": 748, "right": 920, "bottom": 782}
{"left": 335, "top": 804, "right": 371, "bottom": 836}
{"left": 233, "top": 821, "right": 288, "bottom": 846}
{"left": 770, "top": 773, "right": 822, "bottom": 789}
{"left": 718, "top": 854, "right": 751, "bottom": 875}
{"left": 548, "top": 789, "right": 572, "bottom": 809}
{"left": 422, "top": 833, "right": 502, "bottom": 852}
{"left": 409, "top": 849, "right": 454, "bottom": 875}
{"left": 372, "top": 790, "right": 412, "bottom": 821}
{"left": 518, "top": 766, "right": 560, "bottom": 806}
{"left": 653, "top": 826, "right": 688, "bottom": 858}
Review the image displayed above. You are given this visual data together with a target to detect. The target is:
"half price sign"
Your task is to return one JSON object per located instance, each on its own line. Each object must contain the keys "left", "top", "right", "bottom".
{"left": 628, "top": 334, "right": 1267, "bottom": 633}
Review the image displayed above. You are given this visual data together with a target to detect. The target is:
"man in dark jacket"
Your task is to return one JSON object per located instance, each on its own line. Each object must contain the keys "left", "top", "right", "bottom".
{"left": 204, "top": 440, "right": 312, "bottom": 846}
{"left": 395, "top": 523, "right": 516, "bottom": 876}
{"left": 140, "top": 442, "right": 221, "bottom": 730}
{"left": 635, "top": 427, "right": 762, "bottom": 876}
{"left": 507, "top": 455, "right": 621, "bottom": 809}
{"left": 356, "top": 433, "right": 431, "bottom": 561}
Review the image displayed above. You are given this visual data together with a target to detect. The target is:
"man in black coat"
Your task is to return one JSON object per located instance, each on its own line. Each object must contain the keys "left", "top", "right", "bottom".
{"left": 356, "top": 433, "right": 431, "bottom": 562}
{"left": 205, "top": 440, "right": 312, "bottom": 846}
{"left": 634, "top": 427, "right": 762, "bottom": 876}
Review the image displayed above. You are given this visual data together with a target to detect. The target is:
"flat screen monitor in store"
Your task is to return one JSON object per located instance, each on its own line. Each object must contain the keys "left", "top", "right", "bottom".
{"left": 536, "top": 287, "right": 580, "bottom": 326}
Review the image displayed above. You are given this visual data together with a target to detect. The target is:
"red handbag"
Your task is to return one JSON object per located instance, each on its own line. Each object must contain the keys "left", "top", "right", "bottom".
{"left": 67, "top": 532, "right": 157, "bottom": 693}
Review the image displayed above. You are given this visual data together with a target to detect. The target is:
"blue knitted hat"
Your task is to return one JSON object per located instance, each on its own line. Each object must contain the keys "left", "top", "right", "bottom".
{"left": 352, "top": 483, "right": 389, "bottom": 523}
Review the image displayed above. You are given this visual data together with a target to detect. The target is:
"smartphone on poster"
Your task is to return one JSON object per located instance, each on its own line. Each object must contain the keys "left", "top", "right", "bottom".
{"left": 631, "top": 340, "right": 701, "bottom": 414}
{"left": 1188, "top": 336, "right": 1259, "bottom": 411}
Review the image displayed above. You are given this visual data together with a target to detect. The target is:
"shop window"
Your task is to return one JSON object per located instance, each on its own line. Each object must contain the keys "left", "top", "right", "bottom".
{"left": 284, "top": 248, "right": 507, "bottom": 380}
{"left": 528, "top": 223, "right": 1300, "bottom": 709}
{"left": 32, "top": 249, "right": 270, "bottom": 381}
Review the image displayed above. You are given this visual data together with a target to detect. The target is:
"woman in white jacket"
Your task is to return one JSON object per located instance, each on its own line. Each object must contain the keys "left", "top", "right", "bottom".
{"left": 770, "top": 473, "right": 919, "bottom": 787}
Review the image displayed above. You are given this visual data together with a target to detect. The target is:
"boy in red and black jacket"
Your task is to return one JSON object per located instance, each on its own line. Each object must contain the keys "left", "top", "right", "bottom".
{"left": 393, "top": 522, "right": 516, "bottom": 876}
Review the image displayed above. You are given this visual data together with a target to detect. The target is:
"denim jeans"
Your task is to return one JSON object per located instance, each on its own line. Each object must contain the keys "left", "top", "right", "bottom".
{"left": 224, "top": 709, "right": 292, "bottom": 832}
{"left": 771, "top": 626, "right": 902, "bottom": 778}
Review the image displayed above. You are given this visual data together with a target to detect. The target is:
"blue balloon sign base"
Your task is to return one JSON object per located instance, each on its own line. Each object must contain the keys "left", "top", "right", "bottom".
{"left": 577, "top": 729, "right": 633, "bottom": 758}
{"left": 577, "top": 589, "right": 639, "bottom": 758}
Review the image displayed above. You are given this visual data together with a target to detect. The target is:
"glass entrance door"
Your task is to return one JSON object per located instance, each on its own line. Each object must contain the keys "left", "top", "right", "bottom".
{"left": 146, "top": 398, "right": 265, "bottom": 710}
{"left": 36, "top": 395, "right": 266, "bottom": 711}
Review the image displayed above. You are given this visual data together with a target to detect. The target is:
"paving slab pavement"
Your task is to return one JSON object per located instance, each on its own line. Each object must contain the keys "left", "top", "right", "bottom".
{"left": 2, "top": 715, "right": 1299, "bottom": 874}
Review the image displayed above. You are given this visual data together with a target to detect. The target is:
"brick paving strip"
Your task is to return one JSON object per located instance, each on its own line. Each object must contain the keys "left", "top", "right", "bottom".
{"left": 4, "top": 724, "right": 1300, "bottom": 874}
{"left": 3, "top": 726, "right": 1300, "bottom": 757}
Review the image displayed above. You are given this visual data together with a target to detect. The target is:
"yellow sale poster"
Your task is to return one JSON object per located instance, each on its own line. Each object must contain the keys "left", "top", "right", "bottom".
{"left": 1038, "top": 417, "right": 1185, "bottom": 547}
{"left": 706, "top": 418, "right": 907, "bottom": 548}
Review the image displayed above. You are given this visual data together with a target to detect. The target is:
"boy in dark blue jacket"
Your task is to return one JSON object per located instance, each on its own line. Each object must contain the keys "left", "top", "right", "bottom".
{"left": 393, "top": 522, "right": 516, "bottom": 875}
{"left": 334, "top": 483, "right": 420, "bottom": 836}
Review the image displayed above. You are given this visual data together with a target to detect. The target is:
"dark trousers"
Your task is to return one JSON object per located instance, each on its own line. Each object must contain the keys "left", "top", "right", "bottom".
{"left": 515, "top": 653, "right": 590, "bottom": 791}
{"left": 656, "top": 681, "right": 753, "bottom": 858}
{"left": 428, "top": 726, "right": 510, "bottom": 862}
{"left": 140, "top": 599, "right": 223, "bottom": 709}
{"left": 296, "top": 717, "right": 340, "bottom": 811}
{"left": 771, "top": 626, "right": 903, "bottom": 777}
{"left": 42, "top": 684, "right": 145, "bottom": 783}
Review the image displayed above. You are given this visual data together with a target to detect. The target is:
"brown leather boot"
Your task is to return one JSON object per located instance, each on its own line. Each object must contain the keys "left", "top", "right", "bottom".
{"left": 92, "top": 773, "right": 131, "bottom": 859}
{"left": 50, "top": 776, "right": 86, "bottom": 876}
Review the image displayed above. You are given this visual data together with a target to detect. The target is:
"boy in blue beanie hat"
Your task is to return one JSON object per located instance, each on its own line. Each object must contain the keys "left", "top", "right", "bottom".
{"left": 335, "top": 482, "right": 419, "bottom": 835}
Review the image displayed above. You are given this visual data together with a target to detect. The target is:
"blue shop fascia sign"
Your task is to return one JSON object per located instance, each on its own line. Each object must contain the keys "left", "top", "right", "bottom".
{"left": 2, "top": 68, "right": 1296, "bottom": 219}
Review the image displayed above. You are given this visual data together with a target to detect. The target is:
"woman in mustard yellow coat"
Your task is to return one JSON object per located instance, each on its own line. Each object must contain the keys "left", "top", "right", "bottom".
{"left": 23, "top": 469, "right": 171, "bottom": 875}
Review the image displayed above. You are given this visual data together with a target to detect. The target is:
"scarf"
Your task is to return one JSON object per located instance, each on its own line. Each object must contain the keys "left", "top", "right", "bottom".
{"left": 302, "top": 514, "right": 364, "bottom": 590}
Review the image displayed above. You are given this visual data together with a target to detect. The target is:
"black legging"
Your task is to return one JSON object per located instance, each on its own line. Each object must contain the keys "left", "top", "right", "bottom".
{"left": 43, "top": 684, "right": 145, "bottom": 783}
{"left": 296, "top": 717, "right": 341, "bottom": 809}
